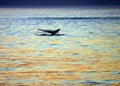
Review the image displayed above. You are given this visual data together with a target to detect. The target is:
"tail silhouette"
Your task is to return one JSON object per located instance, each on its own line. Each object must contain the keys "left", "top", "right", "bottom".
{"left": 38, "top": 29, "right": 60, "bottom": 35}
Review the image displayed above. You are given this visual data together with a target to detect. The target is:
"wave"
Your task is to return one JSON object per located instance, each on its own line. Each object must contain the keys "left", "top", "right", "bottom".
{"left": 1, "top": 16, "right": 120, "bottom": 20}
{"left": 26, "top": 17, "right": 120, "bottom": 20}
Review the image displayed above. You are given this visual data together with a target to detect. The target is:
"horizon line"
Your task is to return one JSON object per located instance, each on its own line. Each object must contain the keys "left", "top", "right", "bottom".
{"left": 0, "top": 5, "right": 120, "bottom": 8}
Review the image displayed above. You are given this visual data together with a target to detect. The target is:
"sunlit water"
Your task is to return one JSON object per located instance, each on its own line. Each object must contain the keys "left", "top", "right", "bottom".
{"left": 0, "top": 7, "right": 120, "bottom": 86}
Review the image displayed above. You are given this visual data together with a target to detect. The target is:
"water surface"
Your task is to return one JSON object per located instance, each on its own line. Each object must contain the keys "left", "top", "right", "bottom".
{"left": 0, "top": 7, "right": 120, "bottom": 86}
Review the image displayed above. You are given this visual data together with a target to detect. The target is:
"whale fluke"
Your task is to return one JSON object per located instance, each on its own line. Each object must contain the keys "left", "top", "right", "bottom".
{"left": 38, "top": 29, "right": 61, "bottom": 36}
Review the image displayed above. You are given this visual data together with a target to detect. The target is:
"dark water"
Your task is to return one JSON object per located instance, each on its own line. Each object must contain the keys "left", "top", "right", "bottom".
{"left": 0, "top": 7, "right": 120, "bottom": 86}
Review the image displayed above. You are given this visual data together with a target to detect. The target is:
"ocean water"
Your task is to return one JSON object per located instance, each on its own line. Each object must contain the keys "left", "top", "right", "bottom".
{"left": 0, "top": 7, "right": 120, "bottom": 86}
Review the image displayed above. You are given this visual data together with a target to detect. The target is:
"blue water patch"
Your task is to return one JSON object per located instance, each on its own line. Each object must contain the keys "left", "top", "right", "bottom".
{"left": 5, "top": 77, "right": 41, "bottom": 83}
{"left": 82, "top": 80, "right": 103, "bottom": 84}
{"left": 110, "top": 71, "right": 120, "bottom": 76}
{"left": 82, "top": 80, "right": 120, "bottom": 85}
{"left": 26, "top": 17, "right": 120, "bottom": 20}
{"left": 0, "top": 68, "right": 15, "bottom": 71}
{"left": 60, "top": 80, "right": 81, "bottom": 85}
{"left": 14, "top": 78, "right": 41, "bottom": 83}
{"left": 0, "top": 60, "right": 23, "bottom": 64}
{"left": 60, "top": 79, "right": 120, "bottom": 85}
{"left": 89, "top": 32, "right": 95, "bottom": 34}
{"left": 37, "top": 54, "right": 44, "bottom": 56}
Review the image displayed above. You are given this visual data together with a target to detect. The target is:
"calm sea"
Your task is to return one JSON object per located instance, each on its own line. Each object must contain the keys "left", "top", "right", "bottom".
{"left": 0, "top": 7, "right": 120, "bottom": 86}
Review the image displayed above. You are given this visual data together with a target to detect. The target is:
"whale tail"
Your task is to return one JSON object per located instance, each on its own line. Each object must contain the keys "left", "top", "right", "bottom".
{"left": 38, "top": 29, "right": 61, "bottom": 35}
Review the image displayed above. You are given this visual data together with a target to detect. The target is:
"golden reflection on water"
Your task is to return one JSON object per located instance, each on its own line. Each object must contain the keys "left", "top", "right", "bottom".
{"left": 0, "top": 34, "right": 120, "bottom": 86}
